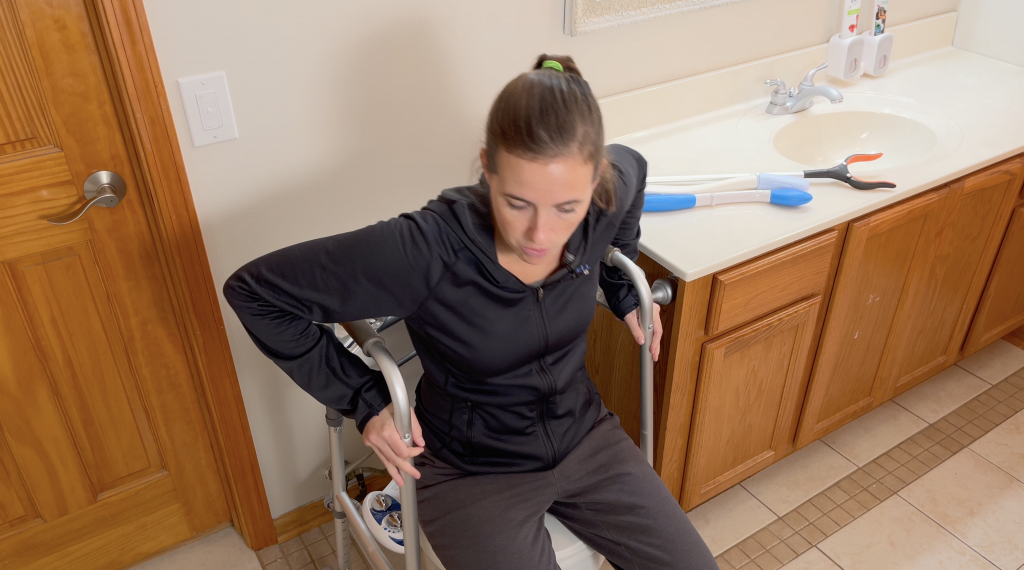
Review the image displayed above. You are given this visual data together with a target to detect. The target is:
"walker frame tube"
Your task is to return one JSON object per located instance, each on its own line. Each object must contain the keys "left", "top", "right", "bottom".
{"left": 329, "top": 247, "right": 659, "bottom": 569}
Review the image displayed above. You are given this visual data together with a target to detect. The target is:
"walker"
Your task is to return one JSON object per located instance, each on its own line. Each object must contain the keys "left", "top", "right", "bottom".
{"left": 320, "top": 247, "right": 674, "bottom": 570}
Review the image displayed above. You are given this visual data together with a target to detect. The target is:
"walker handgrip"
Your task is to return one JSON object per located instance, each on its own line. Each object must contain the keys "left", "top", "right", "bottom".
{"left": 602, "top": 247, "right": 656, "bottom": 467}
{"left": 339, "top": 320, "right": 422, "bottom": 570}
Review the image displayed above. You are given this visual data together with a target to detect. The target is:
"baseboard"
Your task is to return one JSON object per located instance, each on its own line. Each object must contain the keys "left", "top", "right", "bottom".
{"left": 272, "top": 474, "right": 391, "bottom": 544}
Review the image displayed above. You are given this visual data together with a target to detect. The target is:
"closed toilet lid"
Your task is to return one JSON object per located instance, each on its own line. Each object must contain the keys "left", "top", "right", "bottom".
{"left": 419, "top": 513, "right": 605, "bottom": 570}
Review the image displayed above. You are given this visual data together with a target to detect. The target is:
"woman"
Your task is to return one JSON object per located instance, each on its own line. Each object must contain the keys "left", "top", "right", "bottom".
{"left": 224, "top": 55, "right": 716, "bottom": 570}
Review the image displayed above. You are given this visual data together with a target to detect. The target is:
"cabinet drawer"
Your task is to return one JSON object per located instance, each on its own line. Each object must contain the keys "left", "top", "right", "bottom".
{"left": 706, "top": 230, "right": 838, "bottom": 336}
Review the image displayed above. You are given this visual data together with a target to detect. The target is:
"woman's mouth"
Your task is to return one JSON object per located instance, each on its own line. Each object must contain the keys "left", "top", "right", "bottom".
{"left": 522, "top": 246, "right": 549, "bottom": 258}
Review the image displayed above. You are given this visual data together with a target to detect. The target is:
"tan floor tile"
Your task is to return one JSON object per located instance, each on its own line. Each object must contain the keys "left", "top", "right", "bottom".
{"left": 716, "top": 555, "right": 735, "bottom": 570}
{"left": 132, "top": 527, "right": 262, "bottom": 570}
{"left": 930, "top": 441, "right": 955, "bottom": 460}
{"left": 974, "top": 416, "right": 999, "bottom": 432}
{"left": 935, "top": 418, "right": 958, "bottom": 435}
{"left": 257, "top": 544, "right": 283, "bottom": 565}
{"left": 1005, "top": 396, "right": 1024, "bottom": 412}
{"left": 898, "top": 439, "right": 925, "bottom": 457}
{"left": 917, "top": 449, "right": 942, "bottom": 469}
{"left": 796, "top": 502, "right": 823, "bottom": 522}
{"left": 723, "top": 547, "right": 751, "bottom": 568}
{"left": 894, "top": 366, "right": 991, "bottom": 423}
{"left": 848, "top": 469, "right": 876, "bottom": 488}
{"left": 887, "top": 447, "right": 913, "bottom": 464}
{"left": 977, "top": 393, "right": 1001, "bottom": 408}
{"left": 853, "top": 489, "right": 881, "bottom": 510}
{"left": 319, "top": 521, "right": 335, "bottom": 537}
{"left": 879, "top": 472, "right": 906, "bottom": 492}
{"left": 984, "top": 407, "right": 1009, "bottom": 425}
{"left": 813, "top": 515, "right": 840, "bottom": 537}
{"left": 904, "top": 456, "right": 930, "bottom": 476}
{"left": 264, "top": 561, "right": 290, "bottom": 570}
{"left": 809, "top": 494, "right": 837, "bottom": 514}
{"left": 971, "top": 410, "right": 1024, "bottom": 483}
{"left": 900, "top": 449, "right": 1024, "bottom": 570}
{"left": 280, "top": 537, "right": 305, "bottom": 555}
{"left": 940, "top": 436, "right": 967, "bottom": 454}
{"left": 688, "top": 486, "right": 779, "bottom": 556}
{"left": 768, "top": 519, "right": 795, "bottom": 541}
{"left": 822, "top": 486, "right": 849, "bottom": 505}
{"left": 784, "top": 533, "right": 813, "bottom": 555}
{"left": 836, "top": 477, "right": 863, "bottom": 496}
{"left": 821, "top": 402, "right": 928, "bottom": 466}
{"left": 781, "top": 548, "right": 842, "bottom": 570}
{"left": 952, "top": 429, "right": 977, "bottom": 446}
{"left": 739, "top": 536, "right": 767, "bottom": 559}
{"left": 866, "top": 481, "right": 895, "bottom": 501}
{"left": 313, "top": 554, "right": 336, "bottom": 570}
{"left": 958, "top": 341, "right": 1024, "bottom": 384}
{"left": 753, "top": 552, "right": 782, "bottom": 570}
{"left": 753, "top": 527, "right": 781, "bottom": 549}
{"left": 988, "top": 384, "right": 1014, "bottom": 401}
{"left": 782, "top": 510, "right": 810, "bottom": 531}
{"left": 737, "top": 563, "right": 759, "bottom": 570}
{"left": 826, "top": 505, "right": 854, "bottom": 527}
{"left": 818, "top": 496, "right": 997, "bottom": 570}
{"left": 741, "top": 441, "right": 856, "bottom": 516}
{"left": 285, "top": 549, "right": 311, "bottom": 569}
{"left": 300, "top": 528, "right": 324, "bottom": 545}
{"left": 839, "top": 498, "right": 867, "bottom": 519}
{"left": 798, "top": 524, "right": 827, "bottom": 545}
{"left": 911, "top": 432, "right": 937, "bottom": 448}
{"left": 963, "top": 422, "right": 988, "bottom": 439}
{"left": 994, "top": 402, "right": 1016, "bottom": 418}
{"left": 948, "top": 411, "right": 971, "bottom": 427}
{"left": 966, "top": 399, "right": 992, "bottom": 416}
{"left": 864, "top": 459, "right": 893, "bottom": 478}
{"left": 295, "top": 565, "right": 314, "bottom": 570}
{"left": 769, "top": 541, "right": 797, "bottom": 565}
{"left": 891, "top": 465, "right": 919, "bottom": 485}
{"left": 306, "top": 539, "right": 332, "bottom": 560}
{"left": 923, "top": 425, "right": 947, "bottom": 441}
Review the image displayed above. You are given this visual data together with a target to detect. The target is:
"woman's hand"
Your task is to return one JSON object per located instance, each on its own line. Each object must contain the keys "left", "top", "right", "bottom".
{"left": 623, "top": 303, "right": 663, "bottom": 362}
{"left": 362, "top": 403, "right": 426, "bottom": 487}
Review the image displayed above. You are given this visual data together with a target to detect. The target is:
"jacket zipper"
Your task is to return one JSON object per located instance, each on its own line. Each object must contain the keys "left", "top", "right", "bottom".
{"left": 535, "top": 286, "right": 557, "bottom": 468}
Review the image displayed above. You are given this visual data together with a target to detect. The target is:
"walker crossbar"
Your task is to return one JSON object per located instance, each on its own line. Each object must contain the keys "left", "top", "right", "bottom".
{"left": 325, "top": 246, "right": 673, "bottom": 570}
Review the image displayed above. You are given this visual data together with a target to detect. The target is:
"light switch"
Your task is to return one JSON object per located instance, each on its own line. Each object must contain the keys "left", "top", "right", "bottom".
{"left": 177, "top": 71, "right": 238, "bottom": 147}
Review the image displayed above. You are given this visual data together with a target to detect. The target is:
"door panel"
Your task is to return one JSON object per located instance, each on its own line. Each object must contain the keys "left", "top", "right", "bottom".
{"left": 879, "top": 160, "right": 1023, "bottom": 396}
{"left": 681, "top": 297, "right": 820, "bottom": 509}
{"left": 0, "top": 0, "right": 230, "bottom": 565}
{"left": 797, "top": 190, "right": 943, "bottom": 445}
{"left": 964, "top": 204, "right": 1024, "bottom": 353}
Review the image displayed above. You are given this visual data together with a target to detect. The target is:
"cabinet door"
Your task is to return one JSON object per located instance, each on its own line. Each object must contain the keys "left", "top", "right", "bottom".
{"left": 963, "top": 204, "right": 1024, "bottom": 354}
{"left": 681, "top": 297, "right": 820, "bottom": 509}
{"left": 879, "top": 160, "right": 1023, "bottom": 397}
{"left": 797, "top": 190, "right": 944, "bottom": 445}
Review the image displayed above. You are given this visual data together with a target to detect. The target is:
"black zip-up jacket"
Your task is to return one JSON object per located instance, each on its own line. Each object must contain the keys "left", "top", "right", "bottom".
{"left": 223, "top": 144, "right": 647, "bottom": 474}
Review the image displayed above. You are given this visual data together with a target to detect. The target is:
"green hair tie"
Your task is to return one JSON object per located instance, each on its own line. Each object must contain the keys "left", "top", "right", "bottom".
{"left": 541, "top": 60, "right": 564, "bottom": 73}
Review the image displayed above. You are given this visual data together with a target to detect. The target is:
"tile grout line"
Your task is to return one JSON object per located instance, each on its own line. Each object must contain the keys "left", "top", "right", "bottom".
{"left": 964, "top": 440, "right": 1024, "bottom": 492}
{"left": 890, "top": 399, "right": 931, "bottom": 425}
{"left": 898, "top": 488, "right": 1004, "bottom": 570}
{"left": 712, "top": 367, "right": 1024, "bottom": 570}
{"left": 739, "top": 481, "right": 789, "bottom": 519}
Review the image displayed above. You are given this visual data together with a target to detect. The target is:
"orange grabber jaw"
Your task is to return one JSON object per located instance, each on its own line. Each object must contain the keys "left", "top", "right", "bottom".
{"left": 803, "top": 153, "right": 897, "bottom": 190}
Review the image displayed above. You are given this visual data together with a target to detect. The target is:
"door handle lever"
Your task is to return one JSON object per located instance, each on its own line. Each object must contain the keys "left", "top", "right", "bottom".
{"left": 47, "top": 171, "right": 127, "bottom": 225}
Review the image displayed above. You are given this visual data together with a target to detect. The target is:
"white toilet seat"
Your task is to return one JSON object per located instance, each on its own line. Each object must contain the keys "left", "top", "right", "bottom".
{"left": 419, "top": 513, "right": 606, "bottom": 570}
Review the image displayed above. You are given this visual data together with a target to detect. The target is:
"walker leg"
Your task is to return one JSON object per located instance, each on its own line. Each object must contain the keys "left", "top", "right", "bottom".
{"left": 327, "top": 408, "right": 352, "bottom": 570}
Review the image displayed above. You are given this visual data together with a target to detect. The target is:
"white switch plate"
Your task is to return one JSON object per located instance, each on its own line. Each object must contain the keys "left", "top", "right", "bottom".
{"left": 177, "top": 71, "right": 238, "bottom": 147}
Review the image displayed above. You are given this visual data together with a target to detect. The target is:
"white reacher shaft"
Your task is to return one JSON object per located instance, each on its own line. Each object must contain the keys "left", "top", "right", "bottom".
{"left": 647, "top": 172, "right": 803, "bottom": 186}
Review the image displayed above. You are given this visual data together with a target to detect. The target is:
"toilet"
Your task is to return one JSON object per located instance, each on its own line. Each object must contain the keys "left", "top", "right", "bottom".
{"left": 419, "top": 514, "right": 607, "bottom": 570}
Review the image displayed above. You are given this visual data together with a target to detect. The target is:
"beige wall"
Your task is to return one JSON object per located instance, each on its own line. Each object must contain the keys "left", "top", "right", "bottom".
{"left": 954, "top": 0, "right": 1024, "bottom": 68}
{"left": 141, "top": 0, "right": 958, "bottom": 518}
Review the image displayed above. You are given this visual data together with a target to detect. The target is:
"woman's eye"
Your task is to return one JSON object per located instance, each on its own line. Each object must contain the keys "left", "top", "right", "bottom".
{"left": 558, "top": 208, "right": 577, "bottom": 215}
{"left": 508, "top": 203, "right": 528, "bottom": 211}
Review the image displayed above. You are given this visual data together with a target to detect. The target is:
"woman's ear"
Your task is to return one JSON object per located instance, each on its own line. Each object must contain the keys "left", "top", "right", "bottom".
{"left": 479, "top": 148, "right": 490, "bottom": 184}
{"left": 592, "top": 158, "right": 609, "bottom": 190}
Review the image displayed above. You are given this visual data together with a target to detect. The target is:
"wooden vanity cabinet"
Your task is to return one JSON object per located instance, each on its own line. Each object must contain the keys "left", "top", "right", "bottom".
{"left": 963, "top": 203, "right": 1024, "bottom": 354}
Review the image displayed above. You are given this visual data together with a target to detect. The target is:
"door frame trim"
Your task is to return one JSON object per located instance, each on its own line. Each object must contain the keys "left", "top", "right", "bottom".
{"left": 92, "top": 0, "right": 276, "bottom": 549}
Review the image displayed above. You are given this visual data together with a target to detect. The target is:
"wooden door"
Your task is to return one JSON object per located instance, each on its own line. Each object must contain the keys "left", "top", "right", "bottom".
{"left": 796, "top": 189, "right": 944, "bottom": 445}
{"left": 681, "top": 297, "right": 820, "bottom": 509}
{"left": 0, "top": 0, "right": 230, "bottom": 568}
{"left": 963, "top": 203, "right": 1024, "bottom": 354}
{"left": 878, "top": 159, "right": 1024, "bottom": 397}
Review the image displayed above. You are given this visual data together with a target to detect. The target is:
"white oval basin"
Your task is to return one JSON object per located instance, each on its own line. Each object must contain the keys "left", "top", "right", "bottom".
{"left": 736, "top": 93, "right": 962, "bottom": 171}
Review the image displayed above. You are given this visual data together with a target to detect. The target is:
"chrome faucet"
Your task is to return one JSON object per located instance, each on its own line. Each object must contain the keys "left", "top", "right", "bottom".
{"left": 764, "top": 63, "right": 844, "bottom": 115}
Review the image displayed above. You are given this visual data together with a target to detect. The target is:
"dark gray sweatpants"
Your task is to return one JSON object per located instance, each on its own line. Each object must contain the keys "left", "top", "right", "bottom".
{"left": 414, "top": 406, "right": 717, "bottom": 570}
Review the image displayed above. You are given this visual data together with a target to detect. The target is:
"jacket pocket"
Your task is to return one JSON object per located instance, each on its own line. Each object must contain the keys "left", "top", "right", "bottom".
{"left": 465, "top": 401, "right": 475, "bottom": 462}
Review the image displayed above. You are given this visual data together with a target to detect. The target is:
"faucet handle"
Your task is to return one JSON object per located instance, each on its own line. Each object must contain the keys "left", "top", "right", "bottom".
{"left": 765, "top": 79, "right": 788, "bottom": 105}
{"left": 800, "top": 63, "right": 828, "bottom": 89}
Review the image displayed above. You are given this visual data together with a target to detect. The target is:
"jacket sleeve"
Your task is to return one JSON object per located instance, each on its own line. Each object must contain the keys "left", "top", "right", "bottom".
{"left": 223, "top": 210, "right": 452, "bottom": 432}
{"left": 600, "top": 144, "right": 648, "bottom": 320}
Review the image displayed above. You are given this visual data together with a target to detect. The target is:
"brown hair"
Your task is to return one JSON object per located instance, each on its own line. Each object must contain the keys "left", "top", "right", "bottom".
{"left": 484, "top": 54, "right": 615, "bottom": 211}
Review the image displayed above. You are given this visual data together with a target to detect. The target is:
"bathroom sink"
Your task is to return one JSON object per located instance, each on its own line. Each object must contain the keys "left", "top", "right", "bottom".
{"left": 736, "top": 93, "right": 962, "bottom": 171}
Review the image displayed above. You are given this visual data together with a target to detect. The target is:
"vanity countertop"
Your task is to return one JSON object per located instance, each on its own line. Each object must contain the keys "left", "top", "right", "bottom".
{"left": 613, "top": 46, "right": 1024, "bottom": 281}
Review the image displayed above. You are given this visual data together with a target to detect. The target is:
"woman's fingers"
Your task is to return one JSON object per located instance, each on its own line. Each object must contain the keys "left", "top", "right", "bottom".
{"left": 624, "top": 310, "right": 645, "bottom": 345}
{"left": 652, "top": 304, "right": 663, "bottom": 362}
{"left": 411, "top": 407, "right": 426, "bottom": 447}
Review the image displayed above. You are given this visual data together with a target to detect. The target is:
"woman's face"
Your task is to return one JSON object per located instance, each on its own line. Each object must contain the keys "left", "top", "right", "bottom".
{"left": 482, "top": 148, "right": 598, "bottom": 267}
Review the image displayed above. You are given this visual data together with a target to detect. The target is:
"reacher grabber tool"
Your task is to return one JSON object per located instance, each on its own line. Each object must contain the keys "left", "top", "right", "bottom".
{"left": 646, "top": 153, "right": 897, "bottom": 191}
